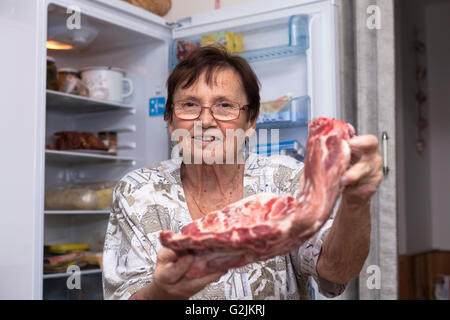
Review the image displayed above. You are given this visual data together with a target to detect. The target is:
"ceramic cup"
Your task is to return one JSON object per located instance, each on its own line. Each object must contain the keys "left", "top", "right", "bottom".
{"left": 80, "top": 66, "right": 134, "bottom": 102}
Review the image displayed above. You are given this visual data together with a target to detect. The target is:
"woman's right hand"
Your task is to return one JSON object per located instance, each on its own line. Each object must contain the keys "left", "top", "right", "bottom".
{"left": 136, "top": 247, "right": 225, "bottom": 300}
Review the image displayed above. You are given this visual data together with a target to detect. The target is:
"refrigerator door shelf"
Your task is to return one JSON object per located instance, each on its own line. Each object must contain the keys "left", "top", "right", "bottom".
{"left": 169, "top": 14, "right": 309, "bottom": 68}
{"left": 257, "top": 95, "right": 310, "bottom": 129}
{"left": 169, "top": 41, "right": 308, "bottom": 70}
{"left": 251, "top": 140, "right": 306, "bottom": 162}
{"left": 239, "top": 44, "right": 304, "bottom": 63}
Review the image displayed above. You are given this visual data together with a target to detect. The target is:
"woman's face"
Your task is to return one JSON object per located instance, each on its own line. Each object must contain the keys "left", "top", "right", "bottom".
{"left": 168, "top": 68, "right": 256, "bottom": 164}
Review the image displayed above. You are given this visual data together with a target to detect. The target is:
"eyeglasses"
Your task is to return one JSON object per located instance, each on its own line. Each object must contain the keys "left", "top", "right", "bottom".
{"left": 173, "top": 100, "right": 248, "bottom": 121}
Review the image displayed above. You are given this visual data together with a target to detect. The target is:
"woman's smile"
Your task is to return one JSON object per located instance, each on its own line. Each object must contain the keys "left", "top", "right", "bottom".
{"left": 192, "top": 134, "right": 221, "bottom": 145}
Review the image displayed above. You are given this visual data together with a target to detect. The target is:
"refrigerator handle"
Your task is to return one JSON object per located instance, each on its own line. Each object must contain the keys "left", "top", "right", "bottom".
{"left": 381, "top": 131, "right": 389, "bottom": 176}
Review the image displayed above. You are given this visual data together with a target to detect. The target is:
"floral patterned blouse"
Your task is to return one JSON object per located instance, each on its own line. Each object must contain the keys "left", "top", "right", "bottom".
{"left": 102, "top": 153, "right": 346, "bottom": 300}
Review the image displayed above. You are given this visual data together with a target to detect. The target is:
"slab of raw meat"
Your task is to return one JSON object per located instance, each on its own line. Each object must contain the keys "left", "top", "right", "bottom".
{"left": 160, "top": 117, "right": 355, "bottom": 278}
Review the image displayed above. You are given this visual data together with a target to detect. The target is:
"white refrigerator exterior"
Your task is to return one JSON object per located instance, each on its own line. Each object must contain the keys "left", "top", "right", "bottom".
{"left": 0, "top": 0, "right": 339, "bottom": 299}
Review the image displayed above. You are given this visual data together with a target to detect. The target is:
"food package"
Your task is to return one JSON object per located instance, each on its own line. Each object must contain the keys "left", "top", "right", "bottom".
{"left": 176, "top": 40, "right": 200, "bottom": 62}
{"left": 260, "top": 93, "right": 293, "bottom": 114}
{"left": 45, "top": 181, "right": 116, "bottom": 210}
{"left": 46, "top": 131, "right": 108, "bottom": 151}
{"left": 43, "top": 251, "right": 86, "bottom": 273}
{"left": 122, "top": 0, "right": 172, "bottom": 17}
{"left": 45, "top": 188, "right": 98, "bottom": 210}
{"left": 57, "top": 69, "right": 89, "bottom": 97}
{"left": 44, "top": 244, "right": 91, "bottom": 273}
{"left": 201, "top": 31, "right": 244, "bottom": 53}
{"left": 47, "top": 57, "right": 58, "bottom": 91}
{"left": 233, "top": 33, "right": 244, "bottom": 52}
{"left": 82, "top": 252, "right": 103, "bottom": 269}
{"left": 96, "top": 187, "right": 114, "bottom": 210}
{"left": 46, "top": 243, "right": 90, "bottom": 254}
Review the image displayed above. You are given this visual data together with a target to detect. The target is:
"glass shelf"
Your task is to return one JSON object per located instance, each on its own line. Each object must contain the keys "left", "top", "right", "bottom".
{"left": 256, "top": 95, "right": 310, "bottom": 129}
{"left": 44, "top": 210, "right": 110, "bottom": 215}
{"left": 43, "top": 268, "right": 102, "bottom": 280}
{"left": 45, "top": 150, "right": 135, "bottom": 163}
{"left": 43, "top": 269, "right": 103, "bottom": 299}
{"left": 46, "top": 90, "right": 135, "bottom": 114}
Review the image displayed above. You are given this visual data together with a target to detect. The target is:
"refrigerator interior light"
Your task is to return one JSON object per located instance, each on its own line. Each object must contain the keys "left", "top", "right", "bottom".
{"left": 46, "top": 40, "right": 74, "bottom": 50}
{"left": 47, "top": 10, "right": 98, "bottom": 50}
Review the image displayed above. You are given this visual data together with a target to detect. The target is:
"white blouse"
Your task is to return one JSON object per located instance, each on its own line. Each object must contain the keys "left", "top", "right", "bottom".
{"left": 102, "top": 153, "right": 346, "bottom": 300}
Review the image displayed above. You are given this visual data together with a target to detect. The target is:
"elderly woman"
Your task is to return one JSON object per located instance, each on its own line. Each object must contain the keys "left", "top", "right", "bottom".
{"left": 102, "top": 47, "right": 383, "bottom": 300}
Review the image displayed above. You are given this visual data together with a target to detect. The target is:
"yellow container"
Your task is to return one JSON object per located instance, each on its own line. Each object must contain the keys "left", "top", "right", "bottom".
{"left": 201, "top": 31, "right": 236, "bottom": 53}
{"left": 46, "top": 243, "right": 89, "bottom": 254}
{"left": 233, "top": 33, "right": 244, "bottom": 52}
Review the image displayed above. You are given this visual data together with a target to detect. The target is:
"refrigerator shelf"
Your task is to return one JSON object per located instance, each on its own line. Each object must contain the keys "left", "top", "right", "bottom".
{"left": 45, "top": 150, "right": 135, "bottom": 163}
{"left": 256, "top": 95, "right": 310, "bottom": 129}
{"left": 46, "top": 90, "right": 135, "bottom": 114}
{"left": 44, "top": 210, "right": 110, "bottom": 215}
{"left": 43, "top": 268, "right": 102, "bottom": 280}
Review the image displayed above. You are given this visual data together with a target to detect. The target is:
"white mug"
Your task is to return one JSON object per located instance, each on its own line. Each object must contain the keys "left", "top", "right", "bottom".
{"left": 80, "top": 66, "right": 134, "bottom": 102}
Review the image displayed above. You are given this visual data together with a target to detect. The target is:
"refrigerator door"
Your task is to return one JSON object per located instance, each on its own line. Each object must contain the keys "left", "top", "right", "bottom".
{"left": 0, "top": 0, "right": 173, "bottom": 299}
{"left": 171, "top": 0, "right": 339, "bottom": 120}
{"left": 0, "top": 0, "right": 48, "bottom": 299}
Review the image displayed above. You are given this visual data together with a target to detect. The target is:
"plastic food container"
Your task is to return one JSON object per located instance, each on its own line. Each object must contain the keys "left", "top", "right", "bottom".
{"left": 98, "top": 131, "right": 117, "bottom": 155}
{"left": 45, "top": 244, "right": 90, "bottom": 254}
{"left": 45, "top": 181, "right": 116, "bottom": 210}
{"left": 259, "top": 94, "right": 293, "bottom": 122}
{"left": 57, "top": 68, "right": 89, "bottom": 96}
{"left": 46, "top": 56, "right": 58, "bottom": 91}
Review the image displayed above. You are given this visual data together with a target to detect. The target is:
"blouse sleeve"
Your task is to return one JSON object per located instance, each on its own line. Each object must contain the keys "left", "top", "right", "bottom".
{"left": 288, "top": 163, "right": 347, "bottom": 298}
{"left": 102, "top": 178, "right": 161, "bottom": 300}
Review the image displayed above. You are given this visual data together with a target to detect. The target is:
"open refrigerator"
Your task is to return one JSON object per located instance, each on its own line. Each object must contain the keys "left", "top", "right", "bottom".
{"left": 0, "top": 0, "right": 340, "bottom": 299}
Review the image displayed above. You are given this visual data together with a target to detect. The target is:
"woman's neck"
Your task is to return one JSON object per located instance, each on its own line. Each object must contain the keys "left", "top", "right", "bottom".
{"left": 181, "top": 162, "right": 244, "bottom": 197}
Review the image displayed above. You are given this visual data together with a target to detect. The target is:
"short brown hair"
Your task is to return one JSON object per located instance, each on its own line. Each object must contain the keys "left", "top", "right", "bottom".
{"left": 164, "top": 46, "right": 260, "bottom": 123}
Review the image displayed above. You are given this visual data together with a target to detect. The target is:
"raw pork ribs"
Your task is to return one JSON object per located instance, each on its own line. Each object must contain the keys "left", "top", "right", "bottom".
{"left": 160, "top": 118, "right": 355, "bottom": 278}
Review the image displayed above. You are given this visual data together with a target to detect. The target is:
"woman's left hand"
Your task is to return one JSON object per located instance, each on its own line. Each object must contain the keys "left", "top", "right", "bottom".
{"left": 340, "top": 135, "right": 384, "bottom": 209}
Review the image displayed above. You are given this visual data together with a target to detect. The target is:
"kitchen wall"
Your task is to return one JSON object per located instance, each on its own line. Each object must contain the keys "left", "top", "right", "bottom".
{"left": 396, "top": 0, "right": 450, "bottom": 255}
{"left": 426, "top": 1, "right": 450, "bottom": 251}
{"left": 164, "top": 0, "right": 254, "bottom": 22}
{"left": 396, "top": 0, "right": 431, "bottom": 256}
